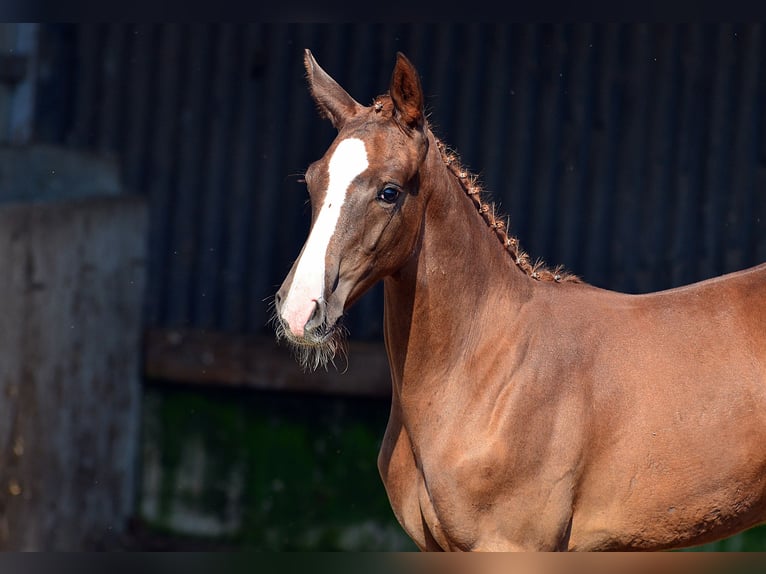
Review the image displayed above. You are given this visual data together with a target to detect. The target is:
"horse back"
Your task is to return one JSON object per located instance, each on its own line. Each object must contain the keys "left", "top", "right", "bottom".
{"left": 566, "top": 262, "right": 766, "bottom": 550}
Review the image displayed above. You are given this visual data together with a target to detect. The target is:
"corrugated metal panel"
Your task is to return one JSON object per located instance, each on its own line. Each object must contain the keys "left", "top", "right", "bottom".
{"left": 0, "top": 24, "right": 39, "bottom": 144}
{"left": 33, "top": 23, "right": 766, "bottom": 341}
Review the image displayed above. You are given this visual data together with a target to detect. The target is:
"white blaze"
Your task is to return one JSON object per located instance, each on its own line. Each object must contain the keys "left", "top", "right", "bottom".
{"left": 281, "top": 137, "right": 368, "bottom": 336}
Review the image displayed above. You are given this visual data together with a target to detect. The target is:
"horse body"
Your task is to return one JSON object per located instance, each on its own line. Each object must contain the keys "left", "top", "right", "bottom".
{"left": 274, "top": 49, "right": 766, "bottom": 551}
{"left": 387, "top": 258, "right": 766, "bottom": 549}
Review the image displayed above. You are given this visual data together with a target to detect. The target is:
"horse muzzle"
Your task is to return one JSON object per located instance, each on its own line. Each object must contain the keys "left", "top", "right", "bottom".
{"left": 274, "top": 284, "right": 345, "bottom": 344}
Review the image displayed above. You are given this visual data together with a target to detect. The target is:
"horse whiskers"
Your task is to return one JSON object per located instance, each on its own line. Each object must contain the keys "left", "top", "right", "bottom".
{"left": 271, "top": 310, "right": 349, "bottom": 372}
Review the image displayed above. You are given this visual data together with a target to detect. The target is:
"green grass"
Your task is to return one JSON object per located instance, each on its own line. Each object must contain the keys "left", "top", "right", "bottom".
{"left": 139, "top": 383, "right": 416, "bottom": 551}
{"left": 682, "top": 523, "right": 766, "bottom": 552}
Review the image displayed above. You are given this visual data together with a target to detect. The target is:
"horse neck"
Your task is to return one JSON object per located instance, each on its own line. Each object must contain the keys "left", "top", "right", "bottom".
{"left": 382, "top": 130, "right": 533, "bottom": 395}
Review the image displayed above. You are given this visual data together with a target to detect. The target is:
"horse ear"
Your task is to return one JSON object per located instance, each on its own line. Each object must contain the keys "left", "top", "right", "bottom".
{"left": 389, "top": 52, "right": 424, "bottom": 130}
{"left": 304, "top": 49, "right": 362, "bottom": 130}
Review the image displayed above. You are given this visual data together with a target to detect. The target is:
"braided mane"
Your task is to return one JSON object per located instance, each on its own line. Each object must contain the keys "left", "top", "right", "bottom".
{"left": 373, "top": 92, "right": 578, "bottom": 283}
{"left": 433, "top": 137, "right": 580, "bottom": 284}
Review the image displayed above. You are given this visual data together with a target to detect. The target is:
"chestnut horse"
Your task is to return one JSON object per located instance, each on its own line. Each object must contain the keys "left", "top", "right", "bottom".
{"left": 273, "top": 49, "right": 766, "bottom": 551}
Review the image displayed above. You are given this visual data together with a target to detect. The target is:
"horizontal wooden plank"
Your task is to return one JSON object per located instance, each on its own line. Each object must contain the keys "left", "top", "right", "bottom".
{"left": 144, "top": 328, "right": 392, "bottom": 398}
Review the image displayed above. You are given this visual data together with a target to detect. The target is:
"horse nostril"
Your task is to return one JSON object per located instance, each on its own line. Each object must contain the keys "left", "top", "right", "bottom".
{"left": 305, "top": 298, "right": 326, "bottom": 332}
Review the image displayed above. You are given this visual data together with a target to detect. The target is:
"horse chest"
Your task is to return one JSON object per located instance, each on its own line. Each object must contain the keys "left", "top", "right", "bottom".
{"left": 382, "top": 448, "right": 483, "bottom": 551}
{"left": 378, "top": 408, "right": 492, "bottom": 550}
{"left": 381, "top": 414, "right": 577, "bottom": 551}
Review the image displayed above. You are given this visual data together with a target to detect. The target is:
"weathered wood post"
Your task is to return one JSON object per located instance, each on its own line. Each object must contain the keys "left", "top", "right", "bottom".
{"left": 0, "top": 144, "right": 147, "bottom": 549}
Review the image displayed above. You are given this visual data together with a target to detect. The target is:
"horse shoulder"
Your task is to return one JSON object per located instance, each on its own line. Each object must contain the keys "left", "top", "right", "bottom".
{"left": 404, "top": 328, "right": 592, "bottom": 549}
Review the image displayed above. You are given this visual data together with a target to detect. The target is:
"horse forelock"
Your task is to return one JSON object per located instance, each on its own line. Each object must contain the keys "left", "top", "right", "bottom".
{"left": 371, "top": 93, "right": 395, "bottom": 116}
{"left": 371, "top": 93, "right": 421, "bottom": 137}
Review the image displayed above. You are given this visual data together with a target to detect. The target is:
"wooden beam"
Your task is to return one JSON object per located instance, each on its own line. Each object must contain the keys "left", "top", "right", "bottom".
{"left": 144, "top": 328, "right": 392, "bottom": 398}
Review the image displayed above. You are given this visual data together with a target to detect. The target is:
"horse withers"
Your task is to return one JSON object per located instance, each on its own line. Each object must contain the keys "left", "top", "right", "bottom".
{"left": 273, "top": 48, "right": 766, "bottom": 551}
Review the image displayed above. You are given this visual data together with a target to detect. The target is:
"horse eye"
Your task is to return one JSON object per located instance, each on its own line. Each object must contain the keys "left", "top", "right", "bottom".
{"left": 377, "top": 187, "right": 400, "bottom": 204}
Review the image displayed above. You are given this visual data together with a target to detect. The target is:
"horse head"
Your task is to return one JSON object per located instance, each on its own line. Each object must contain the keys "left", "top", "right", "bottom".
{"left": 274, "top": 49, "right": 430, "bottom": 370}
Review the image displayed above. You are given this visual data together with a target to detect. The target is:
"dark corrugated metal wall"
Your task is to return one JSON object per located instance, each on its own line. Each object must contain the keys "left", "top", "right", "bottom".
{"left": 34, "top": 23, "right": 766, "bottom": 340}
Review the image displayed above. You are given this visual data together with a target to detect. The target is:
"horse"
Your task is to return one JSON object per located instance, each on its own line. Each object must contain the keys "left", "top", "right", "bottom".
{"left": 272, "top": 48, "right": 766, "bottom": 551}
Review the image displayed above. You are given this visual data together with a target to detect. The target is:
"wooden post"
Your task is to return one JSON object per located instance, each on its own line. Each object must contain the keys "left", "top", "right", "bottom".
{"left": 0, "top": 145, "right": 147, "bottom": 550}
